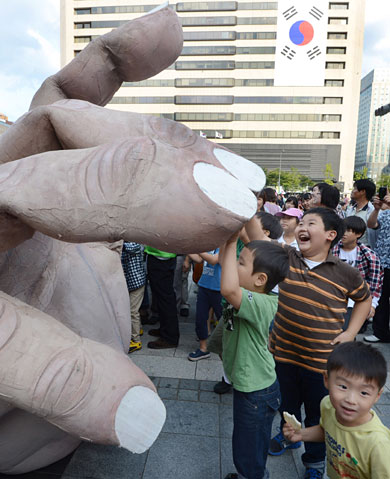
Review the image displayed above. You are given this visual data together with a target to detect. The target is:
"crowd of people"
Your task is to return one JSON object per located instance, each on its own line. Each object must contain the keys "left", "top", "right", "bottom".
{"left": 120, "top": 179, "right": 390, "bottom": 479}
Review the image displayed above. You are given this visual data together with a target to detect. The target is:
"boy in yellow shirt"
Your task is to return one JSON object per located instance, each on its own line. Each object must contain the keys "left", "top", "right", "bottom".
{"left": 283, "top": 341, "right": 390, "bottom": 478}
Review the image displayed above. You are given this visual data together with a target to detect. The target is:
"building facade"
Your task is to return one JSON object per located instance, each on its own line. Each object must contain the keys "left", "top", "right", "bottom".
{"left": 355, "top": 68, "right": 390, "bottom": 180}
{"left": 61, "top": 0, "right": 366, "bottom": 190}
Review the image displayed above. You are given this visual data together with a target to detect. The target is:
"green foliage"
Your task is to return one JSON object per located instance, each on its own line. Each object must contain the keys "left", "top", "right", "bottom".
{"left": 353, "top": 167, "right": 368, "bottom": 181}
{"left": 265, "top": 168, "right": 314, "bottom": 192}
{"left": 323, "top": 163, "right": 335, "bottom": 185}
{"left": 377, "top": 174, "right": 390, "bottom": 187}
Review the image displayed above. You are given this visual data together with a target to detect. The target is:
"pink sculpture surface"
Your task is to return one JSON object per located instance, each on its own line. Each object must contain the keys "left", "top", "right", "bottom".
{"left": 0, "top": 6, "right": 265, "bottom": 474}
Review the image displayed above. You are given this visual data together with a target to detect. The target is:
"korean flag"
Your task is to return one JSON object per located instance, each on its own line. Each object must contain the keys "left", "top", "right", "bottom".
{"left": 274, "top": 0, "right": 328, "bottom": 86}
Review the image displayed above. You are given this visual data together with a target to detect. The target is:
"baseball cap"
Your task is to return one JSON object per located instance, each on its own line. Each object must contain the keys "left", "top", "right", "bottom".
{"left": 275, "top": 208, "right": 303, "bottom": 219}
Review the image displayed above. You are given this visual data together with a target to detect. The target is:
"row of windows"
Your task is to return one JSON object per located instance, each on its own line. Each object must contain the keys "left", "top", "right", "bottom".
{"left": 122, "top": 78, "right": 343, "bottom": 88}
{"left": 181, "top": 46, "right": 276, "bottom": 55}
{"left": 109, "top": 96, "right": 343, "bottom": 105}
{"left": 175, "top": 112, "right": 342, "bottom": 121}
{"left": 75, "top": 2, "right": 348, "bottom": 14}
{"left": 74, "top": 2, "right": 279, "bottom": 15}
{"left": 194, "top": 130, "right": 341, "bottom": 139}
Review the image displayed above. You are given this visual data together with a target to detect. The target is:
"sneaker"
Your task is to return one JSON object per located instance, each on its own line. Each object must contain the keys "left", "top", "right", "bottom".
{"left": 140, "top": 328, "right": 144, "bottom": 336}
{"left": 147, "top": 338, "right": 177, "bottom": 349}
{"left": 148, "top": 328, "right": 161, "bottom": 337}
{"left": 268, "top": 431, "right": 301, "bottom": 456}
{"left": 188, "top": 348, "right": 210, "bottom": 361}
{"left": 214, "top": 377, "right": 232, "bottom": 394}
{"left": 128, "top": 340, "right": 142, "bottom": 354}
{"left": 180, "top": 308, "right": 189, "bottom": 317}
{"left": 363, "top": 334, "right": 381, "bottom": 343}
{"left": 304, "top": 468, "right": 323, "bottom": 479}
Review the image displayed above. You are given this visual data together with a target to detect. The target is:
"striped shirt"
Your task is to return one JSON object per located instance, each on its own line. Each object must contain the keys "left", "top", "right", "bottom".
{"left": 269, "top": 247, "right": 370, "bottom": 373}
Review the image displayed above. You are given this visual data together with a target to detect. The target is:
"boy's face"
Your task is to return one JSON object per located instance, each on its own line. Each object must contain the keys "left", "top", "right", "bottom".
{"left": 295, "top": 213, "right": 336, "bottom": 259}
{"left": 280, "top": 215, "right": 298, "bottom": 235}
{"left": 324, "top": 370, "right": 382, "bottom": 427}
{"left": 341, "top": 229, "right": 360, "bottom": 249}
{"left": 237, "top": 247, "right": 264, "bottom": 291}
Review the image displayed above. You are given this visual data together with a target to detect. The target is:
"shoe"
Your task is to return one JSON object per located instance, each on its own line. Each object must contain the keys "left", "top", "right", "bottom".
{"left": 364, "top": 334, "right": 383, "bottom": 343}
{"left": 214, "top": 377, "right": 232, "bottom": 395}
{"left": 148, "top": 328, "right": 161, "bottom": 337}
{"left": 304, "top": 468, "right": 323, "bottom": 479}
{"left": 268, "top": 431, "right": 301, "bottom": 456}
{"left": 140, "top": 328, "right": 144, "bottom": 336}
{"left": 142, "top": 316, "right": 159, "bottom": 325}
{"left": 128, "top": 340, "right": 142, "bottom": 354}
{"left": 188, "top": 348, "right": 210, "bottom": 361}
{"left": 180, "top": 308, "right": 189, "bottom": 317}
{"left": 147, "top": 338, "right": 177, "bottom": 349}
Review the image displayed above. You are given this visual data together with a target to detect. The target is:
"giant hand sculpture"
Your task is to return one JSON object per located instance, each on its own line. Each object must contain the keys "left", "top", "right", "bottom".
{"left": 0, "top": 6, "right": 265, "bottom": 474}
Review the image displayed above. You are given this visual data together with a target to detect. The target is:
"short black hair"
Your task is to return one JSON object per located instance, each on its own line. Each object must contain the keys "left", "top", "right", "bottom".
{"left": 256, "top": 211, "right": 283, "bottom": 239}
{"left": 327, "top": 341, "right": 387, "bottom": 390}
{"left": 303, "top": 207, "right": 345, "bottom": 248}
{"left": 313, "top": 182, "right": 340, "bottom": 209}
{"left": 285, "top": 196, "right": 299, "bottom": 208}
{"left": 245, "top": 241, "right": 289, "bottom": 293}
{"left": 302, "top": 192, "right": 312, "bottom": 201}
{"left": 354, "top": 179, "right": 376, "bottom": 201}
{"left": 343, "top": 216, "right": 366, "bottom": 239}
{"left": 260, "top": 187, "right": 278, "bottom": 203}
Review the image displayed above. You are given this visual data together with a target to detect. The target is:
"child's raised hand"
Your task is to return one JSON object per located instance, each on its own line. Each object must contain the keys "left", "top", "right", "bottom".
{"left": 282, "top": 422, "right": 303, "bottom": 443}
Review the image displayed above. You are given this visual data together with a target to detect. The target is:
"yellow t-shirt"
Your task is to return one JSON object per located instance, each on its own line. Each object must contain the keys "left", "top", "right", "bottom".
{"left": 320, "top": 395, "right": 390, "bottom": 479}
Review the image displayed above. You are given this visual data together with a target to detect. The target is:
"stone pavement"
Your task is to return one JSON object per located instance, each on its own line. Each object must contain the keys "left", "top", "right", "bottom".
{"left": 2, "top": 280, "right": 390, "bottom": 479}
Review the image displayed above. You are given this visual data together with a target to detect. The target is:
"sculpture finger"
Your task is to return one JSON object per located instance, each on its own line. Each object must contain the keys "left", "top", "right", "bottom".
{"left": 29, "top": 5, "right": 182, "bottom": 110}
{"left": 0, "top": 137, "right": 260, "bottom": 253}
{"left": 0, "top": 292, "right": 166, "bottom": 453}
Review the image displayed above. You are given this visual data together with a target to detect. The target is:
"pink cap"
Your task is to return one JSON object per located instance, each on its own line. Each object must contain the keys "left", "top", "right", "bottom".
{"left": 275, "top": 208, "right": 303, "bottom": 219}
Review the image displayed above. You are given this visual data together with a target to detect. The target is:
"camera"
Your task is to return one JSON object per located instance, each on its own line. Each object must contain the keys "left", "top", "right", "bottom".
{"left": 378, "top": 186, "right": 387, "bottom": 201}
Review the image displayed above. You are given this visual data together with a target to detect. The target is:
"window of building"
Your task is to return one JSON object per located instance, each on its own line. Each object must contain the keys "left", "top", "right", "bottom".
{"left": 109, "top": 97, "right": 174, "bottom": 104}
{"left": 75, "top": 22, "right": 91, "bottom": 29}
{"left": 236, "top": 61, "right": 274, "bottom": 69}
{"left": 323, "top": 97, "right": 343, "bottom": 104}
{"left": 194, "top": 130, "right": 233, "bottom": 138}
{"left": 76, "top": 5, "right": 158, "bottom": 14}
{"left": 235, "top": 79, "right": 274, "bottom": 86}
{"left": 74, "top": 8, "right": 91, "bottom": 14}
{"left": 181, "top": 45, "right": 236, "bottom": 55}
{"left": 329, "top": 2, "right": 349, "bottom": 9}
{"left": 123, "top": 80, "right": 175, "bottom": 87}
{"left": 328, "top": 17, "right": 348, "bottom": 24}
{"left": 236, "top": 46, "right": 275, "bottom": 54}
{"left": 326, "top": 61, "right": 345, "bottom": 69}
{"left": 327, "top": 47, "right": 346, "bottom": 54}
{"left": 324, "top": 79, "right": 344, "bottom": 87}
{"left": 327, "top": 32, "right": 347, "bottom": 39}
{"left": 322, "top": 114, "right": 342, "bottom": 121}
{"left": 183, "top": 31, "right": 236, "bottom": 40}
{"left": 237, "top": 32, "right": 276, "bottom": 39}
{"left": 176, "top": 2, "right": 237, "bottom": 12}
{"left": 175, "top": 95, "right": 234, "bottom": 104}
{"left": 74, "top": 36, "right": 92, "bottom": 43}
{"left": 181, "top": 16, "right": 237, "bottom": 25}
{"left": 175, "top": 112, "right": 234, "bottom": 121}
{"left": 234, "top": 96, "right": 323, "bottom": 104}
{"left": 176, "top": 60, "right": 235, "bottom": 69}
{"left": 238, "top": 2, "right": 277, "bottom": 10}
{"left": 175, "top": 78, "right": 235, "bottom": 87}
{"left": 237, "top": 16, "right": 277, "bottom": 24}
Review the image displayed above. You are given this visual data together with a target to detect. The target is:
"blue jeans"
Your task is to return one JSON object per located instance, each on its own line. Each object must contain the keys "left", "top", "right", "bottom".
{"left": 195, "top": 286, "right": 222, "bottom": 341}
{"left": 233, "top": 380, "right": 280, "bottom": 479}
{"left": 276, "top": 362, "right": 327, "bottom": 472}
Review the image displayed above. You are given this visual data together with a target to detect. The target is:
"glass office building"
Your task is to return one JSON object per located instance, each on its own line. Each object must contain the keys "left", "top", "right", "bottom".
{"left": 355, "top": 68, "right": 390, "bottom": 180}
{"left": 61, "top": 0, "right": 366, "bottom": 190}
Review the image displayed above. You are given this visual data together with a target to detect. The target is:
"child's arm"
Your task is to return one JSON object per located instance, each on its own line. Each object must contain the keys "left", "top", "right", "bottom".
{"left": 188, "top": 253, "right": 203, "bottom": 264}
{"left": 188, "top": 252, "right": 219, "bottom": 265}
{"left": 220, "top": 233, "right": 242, "bottom": 310}
{"left": 283, "top": 423, "right": 325, "bottom": 444}
{"left": 245, "top": 215, "right": 269, "bottom": 242}
{"left": 331, "top": 296, "right": 372, "bottom": 345}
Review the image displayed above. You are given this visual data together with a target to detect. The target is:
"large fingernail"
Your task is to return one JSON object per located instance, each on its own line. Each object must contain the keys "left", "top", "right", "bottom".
{"left": 213, "top": 149, "right": 266, "bottom": 193}
{"left": 142, "top": 2, "right": 169, "bottom": 17}
{"left": 115, "top": 386, "right": 166, "bottom": 453}
{"left": 193, "top": 162, "right": 257, "bottom": 218}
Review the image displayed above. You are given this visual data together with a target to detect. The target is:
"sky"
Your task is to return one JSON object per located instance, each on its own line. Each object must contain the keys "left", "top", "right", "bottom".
{"left": 1, "top": 0, "right": 390, "bottom": 122}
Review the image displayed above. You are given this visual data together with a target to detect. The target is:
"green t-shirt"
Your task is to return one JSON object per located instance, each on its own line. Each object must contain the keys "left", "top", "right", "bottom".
{"left": 222, "top": 288, "right": 278, "bottom": 393}
{"left": 144, "top": 246, "right": 176, "bottom": 259}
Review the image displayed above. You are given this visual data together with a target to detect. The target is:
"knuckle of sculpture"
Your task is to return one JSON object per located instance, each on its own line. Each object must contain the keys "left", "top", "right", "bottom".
{"left": 149, "top": 116, "right": 197, "bottom": 149}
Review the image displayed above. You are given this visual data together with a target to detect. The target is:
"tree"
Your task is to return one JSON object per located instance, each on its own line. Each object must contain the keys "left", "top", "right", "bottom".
{"left": 323, "top": 163, "right": 335, "bottom": 185}
{"left": 377, "top": 174, "right": 390, "bottom": 187}
{"left": 353, "top": 167, "right": 368, "bottom": 181}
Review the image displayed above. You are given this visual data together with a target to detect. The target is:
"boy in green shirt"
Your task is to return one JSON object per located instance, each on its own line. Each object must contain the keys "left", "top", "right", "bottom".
{"left": 220, "top": 233, "right": 289, "bottom": 479}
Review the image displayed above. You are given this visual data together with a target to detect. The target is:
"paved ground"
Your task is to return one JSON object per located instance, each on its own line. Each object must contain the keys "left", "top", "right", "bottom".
{"left": 3, "top": 280, "right": 390, "bottom": 479}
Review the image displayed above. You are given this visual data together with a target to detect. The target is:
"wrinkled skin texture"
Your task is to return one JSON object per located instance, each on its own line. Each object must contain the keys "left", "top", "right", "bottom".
{"left": 0, "top": 7, "right": 265, "bottom": 474}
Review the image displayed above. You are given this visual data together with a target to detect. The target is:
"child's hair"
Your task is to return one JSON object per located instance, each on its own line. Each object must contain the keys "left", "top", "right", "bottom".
{"left": 256, "top": 211, "right": 283, "bottom": 239}
{"left": 303, "top": 207, "right": 345, "bottom": 248}
{"left": 245, "top": 241, "right": 289, "bottom": 293}
{"left": 354, "top": 179, "right": 376, "bottom": 201}
{"left": 285, "top": 196, "right": 299, "bottom": 208}
{"left": 327, "top": 341, "right": 387, "bottom": 390}
{"left": 312, "top": 182, "right": 340, "bottom": 209}
{"left": 302, "top": 192, "right": 312, "bottom": 201}
{"left": 343, "top": 216, "right": 366, "bottom": 239}
{"left": 260, "top": 187, "right": 278, "bottom": 203}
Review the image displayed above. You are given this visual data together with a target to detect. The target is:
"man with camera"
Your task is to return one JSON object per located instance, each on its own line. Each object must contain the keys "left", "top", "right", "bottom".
{"left": 364, "top": 187, "right": 390, "bottom": 343}
{"left": 345, "top": 179, "right": 376, "bottom": 246}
